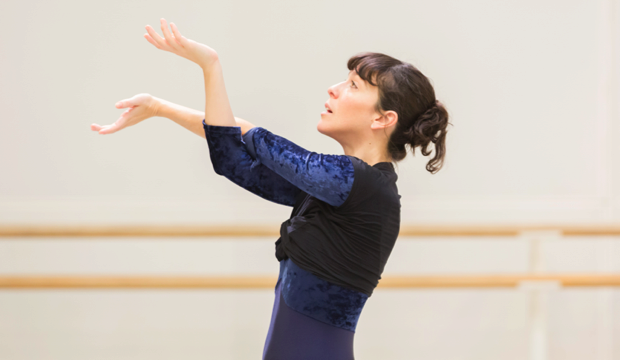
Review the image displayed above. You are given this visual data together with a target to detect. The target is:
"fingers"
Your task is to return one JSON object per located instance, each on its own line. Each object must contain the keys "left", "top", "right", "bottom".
{"left": 159, "top": 18, "right": 180, "bottom": 50}
{"left": 144, "top": 33, "right": 162, "bottom": 49}
{"left": 169, "top": 23, "right": 186, "bottom": 47}
{"left": 145, "top": 24, "right": 167, "bottom": 49}
{"left": 91, "top": 123, "right": 118, "bottom": 135}
{"left": 145, "top": 18, "right": 186, "bottom": 51}
{"left": 92, "top": 102, "right": 133, "bottom": 134}
{"left": 99, "top": 124, "right": 119, "bottom": 135}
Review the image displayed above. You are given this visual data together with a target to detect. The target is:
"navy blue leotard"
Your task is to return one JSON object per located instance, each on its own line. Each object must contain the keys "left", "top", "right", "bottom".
{"left": 203, "top": 120, "right": 397, "bottom": 360}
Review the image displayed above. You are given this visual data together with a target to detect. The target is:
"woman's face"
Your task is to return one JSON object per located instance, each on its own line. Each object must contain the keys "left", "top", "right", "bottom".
{"left": 318, "top": 70, "right": 382, "bottom": 141}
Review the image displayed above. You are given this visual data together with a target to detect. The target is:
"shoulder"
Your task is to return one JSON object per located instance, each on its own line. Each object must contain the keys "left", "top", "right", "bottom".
{"left": 345, "top": 156, "right": 398, "bottom": 184}
{"left": 336, "top": 156, "right": 399, "bottom": 210}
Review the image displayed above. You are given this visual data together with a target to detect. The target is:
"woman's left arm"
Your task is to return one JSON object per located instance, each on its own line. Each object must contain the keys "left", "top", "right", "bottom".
{"left": 144, "top": 19, "right": 303, "bottom": 206}
{"left": 204, "top": 121, "right": 302, "bottom": 206}
{"left": 143, "top": 19, "right": 354, "bottom": 206}
{"left": 243, "top": 127, "right": 355, "bottom": 207}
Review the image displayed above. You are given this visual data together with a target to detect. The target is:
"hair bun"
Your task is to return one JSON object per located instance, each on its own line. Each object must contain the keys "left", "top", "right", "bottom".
{"left": 428, "top": 99, "right": 441, "bottom": 112}
{"left": 409, "top": 99, "right": 446, "bottom": 146}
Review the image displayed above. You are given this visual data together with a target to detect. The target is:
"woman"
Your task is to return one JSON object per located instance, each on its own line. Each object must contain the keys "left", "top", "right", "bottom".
{"left": 91, "top": 18, "right": 450, "bottom": 360}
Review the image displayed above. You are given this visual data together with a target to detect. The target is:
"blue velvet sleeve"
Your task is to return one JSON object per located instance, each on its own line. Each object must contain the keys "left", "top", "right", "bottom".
{"left": 244, "top": 126, "right": 355, "bottom": 207}
{"left": 202, "top": 119, "right": 302, "bottom": 206}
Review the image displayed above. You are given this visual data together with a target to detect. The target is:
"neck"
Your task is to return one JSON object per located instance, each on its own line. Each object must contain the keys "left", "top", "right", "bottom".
{"left": 340, "top": 138, "right": 392, "bottom": 167}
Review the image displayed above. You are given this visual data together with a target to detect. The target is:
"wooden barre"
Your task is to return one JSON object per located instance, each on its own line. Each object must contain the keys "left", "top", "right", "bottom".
{"left": 2, "top": 224, "right": 620, "bottom": 237}
{"left": 1, "top": 274, "right": 619, "bottom": 288}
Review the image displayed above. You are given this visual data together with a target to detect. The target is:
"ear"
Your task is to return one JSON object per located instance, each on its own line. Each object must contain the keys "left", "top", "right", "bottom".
{"left": 371, "top": 110, "right": 398, "bottom": 131}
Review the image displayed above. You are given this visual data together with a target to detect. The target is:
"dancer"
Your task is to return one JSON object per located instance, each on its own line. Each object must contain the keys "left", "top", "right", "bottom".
{"left": 91, "top": 18, "right": 450, "bottom": 360}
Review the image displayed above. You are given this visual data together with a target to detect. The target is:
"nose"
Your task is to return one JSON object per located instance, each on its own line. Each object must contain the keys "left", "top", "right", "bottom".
{"left": 327, "top": 85, "right": 336, "bottom": 98}
{"left": 327, "top": 81, "right": 344, "bottom": 98}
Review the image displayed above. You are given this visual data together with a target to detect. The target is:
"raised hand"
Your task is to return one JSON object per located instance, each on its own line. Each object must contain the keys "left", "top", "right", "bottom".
{"left": 91, "top": 93, "right": 159, "bottom": 135}
{"left": 144, "top": 18, "right": 219, "bottom": 69}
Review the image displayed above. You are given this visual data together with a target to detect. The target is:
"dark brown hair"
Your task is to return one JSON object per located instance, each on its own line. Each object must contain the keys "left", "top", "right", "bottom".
{"left": 347, "top": 52, "right": 451, "bottom": 174}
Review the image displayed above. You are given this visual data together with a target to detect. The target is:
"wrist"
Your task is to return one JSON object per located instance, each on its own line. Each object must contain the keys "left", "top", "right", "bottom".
{"left": 200, "top": 57, "right": 221, "bottom": 73}
{"left": 152, "top": 96, "right": 169, "bottom": 118}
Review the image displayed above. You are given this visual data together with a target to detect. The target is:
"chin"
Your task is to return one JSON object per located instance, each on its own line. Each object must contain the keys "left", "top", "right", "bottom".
{"left": 317, "top": 117, "right": 331, "bottom": 136}
{"left": 317, "top": 121, "right": 343, "bottom": 146}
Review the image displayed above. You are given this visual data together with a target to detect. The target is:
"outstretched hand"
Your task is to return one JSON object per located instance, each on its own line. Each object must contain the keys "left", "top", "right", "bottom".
{"left": 91, "top": 93, "right": 159, "bottom": 135}
{"left": 144, "top": 18, "right": 219, "bottom": 69}
{"left": 94, "top": 19, "right": 227, "bottom": 136}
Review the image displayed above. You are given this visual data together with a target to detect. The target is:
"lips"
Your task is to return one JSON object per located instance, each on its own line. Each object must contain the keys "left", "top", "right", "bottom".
{"left": 324, "top": 102, "right": 333, "bottom": 113}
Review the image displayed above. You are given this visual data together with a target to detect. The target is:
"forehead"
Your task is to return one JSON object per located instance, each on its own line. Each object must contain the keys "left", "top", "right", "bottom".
{"left": 348, "top": 70, "right": 365, "bottom": 86}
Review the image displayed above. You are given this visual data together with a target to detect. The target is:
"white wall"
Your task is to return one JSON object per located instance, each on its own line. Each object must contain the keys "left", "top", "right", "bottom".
{"left": 1, "top": 0, "right": 619, "bottom": 359}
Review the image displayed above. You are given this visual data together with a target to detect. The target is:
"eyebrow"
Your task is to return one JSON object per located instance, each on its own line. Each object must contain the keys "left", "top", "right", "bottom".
{"left": 349, "top": 72, "right": 364, "bottom": 87}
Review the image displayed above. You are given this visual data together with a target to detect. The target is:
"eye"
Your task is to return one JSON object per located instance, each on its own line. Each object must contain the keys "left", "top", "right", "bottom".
{"left": 350, "top": 81, "right": 357, "bottom": 88}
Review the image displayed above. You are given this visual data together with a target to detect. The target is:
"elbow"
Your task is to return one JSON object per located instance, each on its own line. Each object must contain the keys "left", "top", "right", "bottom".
{"left": 208, "top": 155, "right": 226, "bottom": 177}
{"left": 210, "top": 163, "right": 224, "bottom": 176}
{"left": 242, "top": 128, "right": 259, "bottom": 160}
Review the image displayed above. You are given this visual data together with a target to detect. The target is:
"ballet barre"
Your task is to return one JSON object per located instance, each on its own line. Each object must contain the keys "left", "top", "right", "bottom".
{"left": 1, "top": 223, "right": 620, "bottom": 237}
{"left": 1, "top": 224, "right": 618, "bottom": 360}
{"left": 0, "top": 274, "right": 619, "bottom": 288}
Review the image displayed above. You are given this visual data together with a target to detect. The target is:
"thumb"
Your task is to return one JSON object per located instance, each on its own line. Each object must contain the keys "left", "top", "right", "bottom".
{"left": 115, "top": 95, "right": 139, "bottom": 108}
{"left": 116, "top": 93, "right": 150, "bottom": 108}
{"left": 115, "top": 99, "right": 130, "bottom": 108}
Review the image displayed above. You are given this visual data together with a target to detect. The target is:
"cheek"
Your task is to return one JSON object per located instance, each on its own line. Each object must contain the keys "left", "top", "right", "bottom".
{"left": 338, "top": 99, "right": 369, "bottom": 126}
{"left": 340, "top": 97, "right": 368, "bottom": 117}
